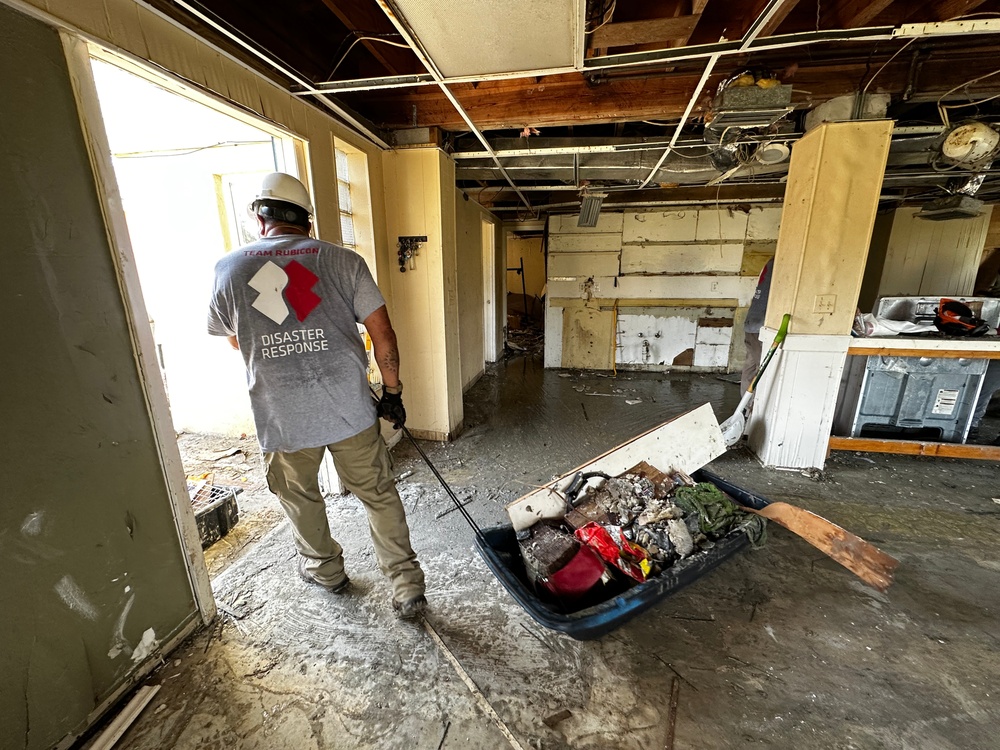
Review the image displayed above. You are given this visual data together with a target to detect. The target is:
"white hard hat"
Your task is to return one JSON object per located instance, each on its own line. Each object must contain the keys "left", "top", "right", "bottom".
{"left": 252, "top": 172, "right": 314, "bottom": 216}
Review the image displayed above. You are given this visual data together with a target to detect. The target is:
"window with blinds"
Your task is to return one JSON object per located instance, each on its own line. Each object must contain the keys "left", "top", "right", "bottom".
{"left": 335, "top": 148, "right": 357, "bottom": 248}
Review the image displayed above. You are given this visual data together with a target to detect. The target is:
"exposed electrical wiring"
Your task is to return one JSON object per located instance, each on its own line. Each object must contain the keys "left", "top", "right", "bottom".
{"left": 328, "top": 34, "right": 412, "bottom": 79}
{"left": 936, "top": 67, "right": 1000, "bottom": 126}
{"left": 585, "top": 0, "right": 616, "bottom": 35}
{"left": 113, "top": 140, "right": 270, "bottom": 158}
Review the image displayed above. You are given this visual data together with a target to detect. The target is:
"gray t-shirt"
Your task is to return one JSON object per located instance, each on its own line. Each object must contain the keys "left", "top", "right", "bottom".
{"left": 744, "top": 258, "right": 774, "bottom": 335}
{"left": 208, "top": 234, "right": 385, "bottom": 453}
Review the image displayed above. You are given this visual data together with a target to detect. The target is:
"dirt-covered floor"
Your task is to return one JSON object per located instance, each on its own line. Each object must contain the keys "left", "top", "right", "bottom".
{"left": 83, "top": 354, "right": 1000, "bottom": 750}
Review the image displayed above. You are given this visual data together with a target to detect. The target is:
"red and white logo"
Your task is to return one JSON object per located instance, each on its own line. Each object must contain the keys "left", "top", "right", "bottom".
{"left": 248, "top": 260, "right": 321, "bottom": 324}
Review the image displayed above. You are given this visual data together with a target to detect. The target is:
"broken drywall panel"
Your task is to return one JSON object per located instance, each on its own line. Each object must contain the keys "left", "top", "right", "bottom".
{"left": 620, "top": 244, "right": 742, "bottom": 275}
{"left": 616, "top": 312, "right": 697, "bottom": 366}
{"left": 549, "top": 251, "right": 620, "bottom": 278}
{"left": 550, "top": 212, "right": 624, "bottom": 234}
{"left": 562, "top": 306, "right": 615, "bottom": 369}
{"left": 693, "top": 343, "right": 730, "bottom": 368}
{"left": 746, "top": 206, "right": 783, "bottom": 240}
{"left": 547, "top": 275, "right": 757, "bottom": 304}
{"left": 622, "top": 210, "right": 698, "bottom": 243}
{"left": 695, "top": 323, "right": 734, "bottom": 346}
{"left": 545, "top": 301, "right": 564, "bottom": 368}
{"left": 695, "top": 209, "right": 750, "bottom": 242}
{"left": 548, "top": 232, "right": 622, "bottom": 253}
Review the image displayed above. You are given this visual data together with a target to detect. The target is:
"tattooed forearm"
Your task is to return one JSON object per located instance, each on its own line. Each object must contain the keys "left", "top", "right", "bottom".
{"left": 376, "top": 337, "right": 400, "bottom": 385}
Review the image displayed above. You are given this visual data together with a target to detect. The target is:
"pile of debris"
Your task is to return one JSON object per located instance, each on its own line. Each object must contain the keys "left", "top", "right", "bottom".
{"left": 517, "top": 464, "right": 766, "bottom": 607}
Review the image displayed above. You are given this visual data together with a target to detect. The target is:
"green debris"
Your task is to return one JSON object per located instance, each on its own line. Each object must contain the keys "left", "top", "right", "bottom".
{"left": 674, "top": 482, "right": 767, "bottom": 548}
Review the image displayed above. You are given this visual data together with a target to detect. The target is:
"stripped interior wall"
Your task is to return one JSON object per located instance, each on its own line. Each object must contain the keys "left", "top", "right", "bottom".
{"left": 544, "top": 206, "right": 781, "bottom": 371}
{"left": 456, "top": 190, "right": 500, "bottom": 390}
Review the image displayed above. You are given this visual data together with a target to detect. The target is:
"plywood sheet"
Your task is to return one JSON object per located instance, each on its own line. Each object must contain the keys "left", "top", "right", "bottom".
{"left": 695, "top": 208, "right": 749, "bottom": 241}
{"left": 746, "top": 206, "right": 783, "bottom": 240}
{"left": 549, "top": 251, "right": 620, "bottom": 278}
{"left": 548, "top": 275, "right": 756, "bottom": 304}
{"left": 562, "top": 305, "right": 614, "bottom": 370}
{"left": 621, "top": 244, "right": 742, "bottom": 274}
{"left": 622, "top": 210, "right": 697, "bottom": 243}
{"left": 551, "top": 212, "right": 624, "bottom": 234}
{"left": 548, "top": 232, "right": 622, "bottom": 252}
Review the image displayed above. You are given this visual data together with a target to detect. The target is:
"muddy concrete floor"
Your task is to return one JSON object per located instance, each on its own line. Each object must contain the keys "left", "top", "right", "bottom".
{"left": 87, "top": 355, "right": 1000, "bottom": 750}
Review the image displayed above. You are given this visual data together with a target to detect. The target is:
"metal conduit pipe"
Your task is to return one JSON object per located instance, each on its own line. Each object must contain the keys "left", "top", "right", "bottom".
{"left": 374, "top": 0, "right": 535, "bottom": 216}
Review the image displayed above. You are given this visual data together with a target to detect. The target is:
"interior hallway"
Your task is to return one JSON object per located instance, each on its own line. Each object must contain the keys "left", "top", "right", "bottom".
{"left": 84, "top": 357, "right": 1000, "bottom": 750}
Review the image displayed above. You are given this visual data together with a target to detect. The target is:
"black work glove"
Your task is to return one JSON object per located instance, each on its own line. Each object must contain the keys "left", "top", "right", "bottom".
{"left": 377, "top": 390, "right": 406, "bottom": 429}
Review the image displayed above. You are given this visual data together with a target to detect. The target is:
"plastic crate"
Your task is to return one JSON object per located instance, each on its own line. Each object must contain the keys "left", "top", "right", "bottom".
{"left": 189, "top": 484, "right": 241, "bottom": 549}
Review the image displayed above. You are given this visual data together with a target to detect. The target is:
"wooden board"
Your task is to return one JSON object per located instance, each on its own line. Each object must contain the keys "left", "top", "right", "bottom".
{"left": 847, "top": 346, "right": 1000, "bottom": 359}
{"left": 620, "top": 244, "right": 742, "bottom": 275}
{"left": 828, "top": 436, "right": 1000, "bottom": 461}
{"left": 506, "top": 403, "right": 726, "bottom": 527}
{"left": 561, "top": 306, "right": 614, "bottom": 370}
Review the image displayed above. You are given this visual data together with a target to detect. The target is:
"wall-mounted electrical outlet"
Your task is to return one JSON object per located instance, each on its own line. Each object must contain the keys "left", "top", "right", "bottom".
{"left": 814, "top": 294, "right": 837, "bottom": 313}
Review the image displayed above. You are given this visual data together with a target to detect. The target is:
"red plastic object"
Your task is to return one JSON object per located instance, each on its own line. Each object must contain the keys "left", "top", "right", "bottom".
{"left": 575, "top": 522, "right": 650, "bottom": 582}
{"left": 539, "top": 544, "right": 607, "bottom": 599}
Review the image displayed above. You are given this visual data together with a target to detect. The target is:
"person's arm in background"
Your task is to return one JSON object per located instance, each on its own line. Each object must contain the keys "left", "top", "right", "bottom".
{"left": 227, "top": 335, "right": 239, "bottom": 351}
{"left": 364, "top": 305, "right": 405, "bottom": 427}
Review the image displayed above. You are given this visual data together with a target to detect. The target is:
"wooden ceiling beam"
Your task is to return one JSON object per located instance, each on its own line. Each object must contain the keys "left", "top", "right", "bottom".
{"left": 590, "top": 15, "right": 700, "bottom": 49}
{"left": 823, "top": 0, "right": 897, "bottom": 29}
{"left": 347, "top": 45, "right": 1000, "bottom": 130}
{"left": 318, "top": 0, "right": 417, "bottom": 76}
{"left": 756, "top": 0, "right": 804, "bottom": 36}
{"left": 920, "top": 0, "right": 989, "bottom": 21}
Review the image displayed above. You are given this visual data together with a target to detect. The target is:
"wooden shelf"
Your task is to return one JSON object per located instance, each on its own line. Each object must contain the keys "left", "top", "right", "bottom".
{"left": 828, "top": 436, "right": 1000, "bottom": 461}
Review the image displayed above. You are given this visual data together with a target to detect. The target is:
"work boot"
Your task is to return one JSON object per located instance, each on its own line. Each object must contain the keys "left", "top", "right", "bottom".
{"left": 392, "top": 594, "right": 427, "bottom": 620}
{"left": 297, "top": 557, "right": 350, "bottom": 594}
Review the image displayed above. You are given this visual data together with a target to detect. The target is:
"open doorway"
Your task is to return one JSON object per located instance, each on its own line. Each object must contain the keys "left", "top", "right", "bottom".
{"left": 505, "top": 228, "right": 546, "bottom": 357}
{"left": 89, "top": 52, "right": 305, "bottom": 575}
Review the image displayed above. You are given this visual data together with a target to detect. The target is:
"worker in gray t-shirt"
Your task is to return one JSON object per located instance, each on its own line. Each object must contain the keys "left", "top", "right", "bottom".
{"left": 208, "top": 173, "right": 426, "bottom": 619}
{"left": 742, "top": 258, "right": 773, "bottom": 393}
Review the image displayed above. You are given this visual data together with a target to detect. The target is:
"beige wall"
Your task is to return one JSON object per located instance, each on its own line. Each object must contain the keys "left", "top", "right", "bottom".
{"left": 382, "top": 149, "right": 463, "bottom": 439}
{"left": 543, "top": 207, "right": 781, "bottom": 371}
{"left": 876, "top": 206, "right": 993, "bottom": 299}
{"left": 456, "top": 191, "right": 499, "bottom": 389}
{"left": 507, "top": 236, "right": 546, "bottom": 310}
{"left": 766, "top": 120, "right": 894, "bottom": 335}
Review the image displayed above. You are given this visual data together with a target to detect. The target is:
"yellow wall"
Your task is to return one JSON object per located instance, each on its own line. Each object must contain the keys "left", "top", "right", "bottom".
{"left": 507, "top": 236, "right": 546, "bottom": 305}
{"left": 382, "top": 149, "right": 462, "bottom": 439}
{"left": 456, "top": 191, "right": 500, "bottom": 389}
{"left": 766, "top": 121, "right": 894, "bottom": 335}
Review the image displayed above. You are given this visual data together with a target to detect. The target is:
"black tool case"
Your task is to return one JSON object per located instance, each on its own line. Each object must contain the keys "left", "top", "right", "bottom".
{"left": 474, "top": 469, "right": 769, "bottom": 640}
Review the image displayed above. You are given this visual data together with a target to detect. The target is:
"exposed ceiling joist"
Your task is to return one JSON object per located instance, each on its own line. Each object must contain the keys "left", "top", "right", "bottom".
{"left": 825, "top": 0, "right": 898, "bottom": 29}
{"left": 589, "top": 14, "right": 700, "bottom": 49}
{"left": 924, "top": 0, "right": 988, "bottom": 20}
{"left": 318, "top": 0, "right": 415, "bottom": 75}
{"left": 754, "top": 0, "right": 803, "bottom": 36}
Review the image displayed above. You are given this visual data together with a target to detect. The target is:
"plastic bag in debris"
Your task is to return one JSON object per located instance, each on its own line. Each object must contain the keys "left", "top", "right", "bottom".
{"left": 674, "top": 482, "right": 767, "bottom": 548}
{"left": 852, "top": 310, "right": 936, "bottom": 337}
{"left": 575, "top": 522, "right": 652, "bottom": 582}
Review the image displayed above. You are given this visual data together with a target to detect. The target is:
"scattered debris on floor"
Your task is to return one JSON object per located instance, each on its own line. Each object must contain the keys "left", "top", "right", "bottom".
{"left": 516, "top": 463, "right": 765, "bottom": 608}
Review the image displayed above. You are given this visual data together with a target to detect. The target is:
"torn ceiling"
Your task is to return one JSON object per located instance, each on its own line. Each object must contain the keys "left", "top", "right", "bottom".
{"left": 145, "top": 0, "right": 1000, "bottom": 216}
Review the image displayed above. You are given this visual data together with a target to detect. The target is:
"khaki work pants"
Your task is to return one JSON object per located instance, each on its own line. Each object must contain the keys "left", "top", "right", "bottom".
{"left": 264, "top": 422, "right": 425, "bottom": 603}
